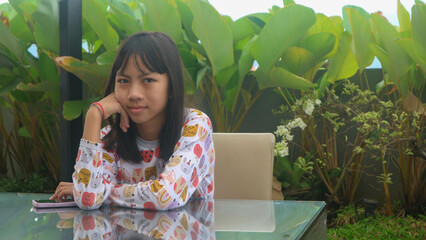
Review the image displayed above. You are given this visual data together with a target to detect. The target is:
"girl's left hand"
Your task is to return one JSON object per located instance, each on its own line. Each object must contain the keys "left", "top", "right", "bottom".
{"left": 50, "top": 182, "right": 74, "bottom": 200}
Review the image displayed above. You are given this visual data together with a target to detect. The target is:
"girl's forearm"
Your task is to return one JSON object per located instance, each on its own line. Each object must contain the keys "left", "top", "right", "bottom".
{"left": 82, "top": 107, "right": 103, "bottom": 143}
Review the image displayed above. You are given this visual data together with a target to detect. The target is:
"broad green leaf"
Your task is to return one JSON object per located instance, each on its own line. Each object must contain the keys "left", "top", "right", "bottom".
{"left": 0, "top": 78, "right": 21, "bottom": 95}
{"left": 17, "top": 81, "right": 59, "bottom": 92}
{"left": 300, "top": 32, "right": 336, "bottom": 62}
{"left": 238, "top": 36, "right": 257, "bottom": 82}
{"left": 246, "top": 13, "right": 271, "bottom": 34}
{"left": 279, "top": 47, "right": 315, "bottom": 76}
{"left": 18, "top": 127, "right": 32, "bottom": 138}
{"left": 250, "top": 4, "right": 316, "bottom": 71}
{"left": 96, "top": 50, "right": 117, "bottom": 65}
{"left": 216, "top": 65, "right": 237, "bottom": 87}
{"left": 283, "top": 0, "right": 295, "bottom": 6}
{"left": 9, "top": 14, "right": 34, "bottom": 44}
{"left": 397, "top": 0, "right": 411, "bottom": 34}
{"left": 8, "top": 0, "right": 37, "bottom": 20}
{"left": 307, "top": 14, "right": 343, "bottom": 58}
{"left": 0, "top": 49, "right": 17, "bottom": 68}
{"left": 39, "top": 52, "right": 59, "bottom": 83}
{"left": 345, "top": 8, "right": 375, "bottom": 72}
{"left": 412, "top": 4, "right": 426, "bottom": 61}
{"left": 371, "top": 13, "right": 410, "bottom": 81}
{"left": 342, "top": 5, "right": 371, "bottom": 35}
{"left": 109, "top": 0, "right": 141, "bottom": 35}
{"left": 63, "top": 99, "right": 94, "bottom": 121}
{"left": 196, "top": 66, "right": 209, "bottom": 90}
{"left": 32, "top": 0, "right": 59, "bottom": 54}
{"left": 254, "top": 67, "right": 316, "bottom": 90}
{"left": 143, "top": 0, "right": 182, "bottom": 43}
{"left": 231, "top": 16, "right": 257, "bottom": 44}
{"left": 396, "top": 38, "right": 426, "bottom": 72}
{"left": 179, "top": 46, "right": 202, "bottom": 91}
{"left": 83, "top": 0, "right": 119, "bottom": 51}
{"left": 0, "top": 20, "right": 25, "bottom": 60}
{"left": 55, "top": 56, "right": 109, "bottom": 90}
{"left": 369, "top": 43, "right": 409, "bottom": 97}
{"left": 327, "top": 31, "right": 358, "bottom": 83}
{"left": 316, "top": 72, "right": 330, "bottom": 98}
{"left": 222, "top": 67, "right": 239, "bottom": 110}
{"left": 222, "top": 36, "right": 257, "bottom": 111}
{"left": 175, "top": 0, "right": 197, "bottom": 42}
{"left": 190, "top": 0, "right": 234, "bottom": 75}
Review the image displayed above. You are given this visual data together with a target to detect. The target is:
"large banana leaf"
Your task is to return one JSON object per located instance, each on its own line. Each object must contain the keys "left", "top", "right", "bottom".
{"left": 55, "top": 56, "right": 109, "bottom": 91}
{"left": 307, "top": 14, "right": 343, "bottom": 58}
{"left": 300, "top": 32, "right": 336, "bottom": 64}
{"left": 63, "top": 98, "right": 98, "bottom": 121}
{"left": 412, "top": 3, "right": 426, "bottom": 62}
{"left": 254, "top": 67, "right": 316, "bottom": 90}
{"left": 397, "top": 0, "right": 412, "bottom": 34}
{"left": 142, "top": 0, "right": 182, "bottom": 43}
{"left": 342, "top": 5, "right": 371, "bottom": 35}
{"left": 370, "top": 43, "right": 410, "bottom": 97}
{"left": 397, "top": 39, "right": 426, "bottom": 72}
{"left": 371, "top": 13, "right": 410, "bottom": 94}
{"left": 189, "top": 0, "right": 234, "bottom": 75}
{"left": 108, "top": 0, "right": 141, "bottom": 36}
{"left": 0, "top": 20, "right": 25, "bottom": 61}
{"left": 344, "top": 7, "right": 375, "bottom": 72}
{"left": 250, "top": 4, "right": 316, "bottom": 71}
{"left": 32, "top": 0, "right": 59, "bottom": 54}
{"left": 175, "top": 0, "right": 197, "bottom": 42}
{"left": 279, "top": 47, "right": 315, "bottom": 76}
{"left": 82, "top": 0, "right": 119, "bottom": 52}
{"left": 327, "top": 31, "right": 358, "bottom": 83}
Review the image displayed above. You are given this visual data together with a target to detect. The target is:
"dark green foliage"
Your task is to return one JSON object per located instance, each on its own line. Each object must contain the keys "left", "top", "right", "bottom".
{"left": 0, "top": 173, "right": 55, "bottom": 193}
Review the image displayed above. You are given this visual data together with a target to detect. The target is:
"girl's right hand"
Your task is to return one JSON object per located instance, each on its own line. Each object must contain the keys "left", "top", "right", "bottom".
{"left": 96, "top": 93, "right": 130, "bottom": 132}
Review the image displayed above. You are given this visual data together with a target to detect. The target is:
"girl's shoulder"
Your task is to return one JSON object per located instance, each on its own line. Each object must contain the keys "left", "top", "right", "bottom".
{"left": 183, "top": 108, "right": 213, "bottom": 130}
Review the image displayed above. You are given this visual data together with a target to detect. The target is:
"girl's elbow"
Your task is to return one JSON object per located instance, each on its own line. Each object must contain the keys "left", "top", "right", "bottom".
{"left": 75, "top": 191, "right": 102, "bottom": 210}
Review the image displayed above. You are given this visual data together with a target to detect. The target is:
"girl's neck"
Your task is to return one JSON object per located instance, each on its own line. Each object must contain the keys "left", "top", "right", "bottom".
{"left": 136, "top": 119, "right": 164, "bottom": 141}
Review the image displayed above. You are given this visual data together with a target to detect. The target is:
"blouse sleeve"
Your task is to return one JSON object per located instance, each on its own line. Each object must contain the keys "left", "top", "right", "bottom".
{"left": 72, "top": 129, "right": 117, "bottom": 210}
{"left": 73, "top": 111, "right": 214, "bottom": 210}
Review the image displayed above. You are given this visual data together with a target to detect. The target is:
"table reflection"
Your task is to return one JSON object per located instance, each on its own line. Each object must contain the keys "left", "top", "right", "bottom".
{"left": 59, "top": 199, "right": 214, "bottom": 240}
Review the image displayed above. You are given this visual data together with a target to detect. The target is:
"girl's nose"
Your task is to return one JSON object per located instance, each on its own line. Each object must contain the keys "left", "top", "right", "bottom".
{"left": 128, "top": 84, "right": 144, "bottom": 101}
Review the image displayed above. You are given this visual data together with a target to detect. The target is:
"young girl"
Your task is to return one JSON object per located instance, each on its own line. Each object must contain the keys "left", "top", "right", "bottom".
{"left": 50, "top": 31, "right": 215, "bottom": 210}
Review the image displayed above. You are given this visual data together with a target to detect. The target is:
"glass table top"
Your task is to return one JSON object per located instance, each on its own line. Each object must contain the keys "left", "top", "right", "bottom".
{"left": 0, "top": 192, "right": 326, "bottom": 239}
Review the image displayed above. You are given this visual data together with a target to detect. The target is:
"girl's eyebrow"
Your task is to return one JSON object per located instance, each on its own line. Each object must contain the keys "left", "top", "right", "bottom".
{"left": 116, "top": 71, "right": 154, "bottom": 78}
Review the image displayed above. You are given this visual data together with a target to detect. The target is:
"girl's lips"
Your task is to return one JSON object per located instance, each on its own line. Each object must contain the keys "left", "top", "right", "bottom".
{"left": 129, "top": 107, "right": 145, "bottom": 113}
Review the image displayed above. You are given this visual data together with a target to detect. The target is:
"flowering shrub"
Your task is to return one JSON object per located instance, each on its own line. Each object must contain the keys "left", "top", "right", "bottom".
{"left": 273, "top": 79, "right": 425, "bottom": 213}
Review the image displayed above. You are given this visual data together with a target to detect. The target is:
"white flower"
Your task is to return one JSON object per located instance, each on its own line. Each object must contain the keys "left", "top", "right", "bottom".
{"left": 279, "top": 148, "right": 289, "bottom": 157}
{"left": 274, "top": 140, "right": 289, "bottom": 157}
{"left": 274, "top": 125, "right": 289, "bottom": 137}
{"left": 315, "top": 99, "right": 321, "bottom": 105}
{"left": 295, "top": 99, "right": 302, "bottom": 106}
{"left": 303, "top": 99, "right": 314, "bottom": 116}
{"left": 285, "top": 134, "right": 294, "bottom": 141}
{"left": 294, "top": 117, "right": 307, "bottom": 130}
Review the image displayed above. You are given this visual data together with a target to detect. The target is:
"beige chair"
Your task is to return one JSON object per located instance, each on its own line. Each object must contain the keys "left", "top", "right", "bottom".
{"left": 213, "top": 133, "right": 281, "bottom": 200}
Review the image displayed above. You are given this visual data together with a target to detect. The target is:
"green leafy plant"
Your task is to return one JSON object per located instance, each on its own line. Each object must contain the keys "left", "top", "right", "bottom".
{"left": 0, "top": 0, "right": 61, "bottom": 181}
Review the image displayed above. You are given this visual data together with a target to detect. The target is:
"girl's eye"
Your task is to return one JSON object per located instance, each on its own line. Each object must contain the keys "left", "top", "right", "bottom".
{"left": 117, "top": 79, "right": 128, "bottom": 84}
{"left": 144, "top": 78, "right": 154, "bottom": 83}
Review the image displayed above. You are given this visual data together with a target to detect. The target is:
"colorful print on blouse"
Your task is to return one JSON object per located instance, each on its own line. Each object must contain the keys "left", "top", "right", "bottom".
{"left": 72, "top": 108, "right": 215, "bottom": 210}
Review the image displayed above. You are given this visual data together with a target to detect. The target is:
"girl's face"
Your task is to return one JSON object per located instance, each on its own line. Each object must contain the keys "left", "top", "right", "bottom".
{"left": 114, "top": 56, "right": 169, "bottom": 138}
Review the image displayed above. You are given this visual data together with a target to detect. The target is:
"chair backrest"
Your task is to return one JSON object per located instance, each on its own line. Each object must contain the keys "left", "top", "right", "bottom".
{"left": 212, "top": 133, "right": 275, "bottom": 200}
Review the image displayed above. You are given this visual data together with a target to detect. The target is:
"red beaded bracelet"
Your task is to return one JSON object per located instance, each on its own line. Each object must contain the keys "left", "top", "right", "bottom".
{"left": 91, "top": 102, "right": 105, "bottom": 119}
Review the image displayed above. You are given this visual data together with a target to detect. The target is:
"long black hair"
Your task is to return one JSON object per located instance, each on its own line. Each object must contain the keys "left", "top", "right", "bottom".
{"left": 102, "top": 31, "right": 185, "bottom": 163}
